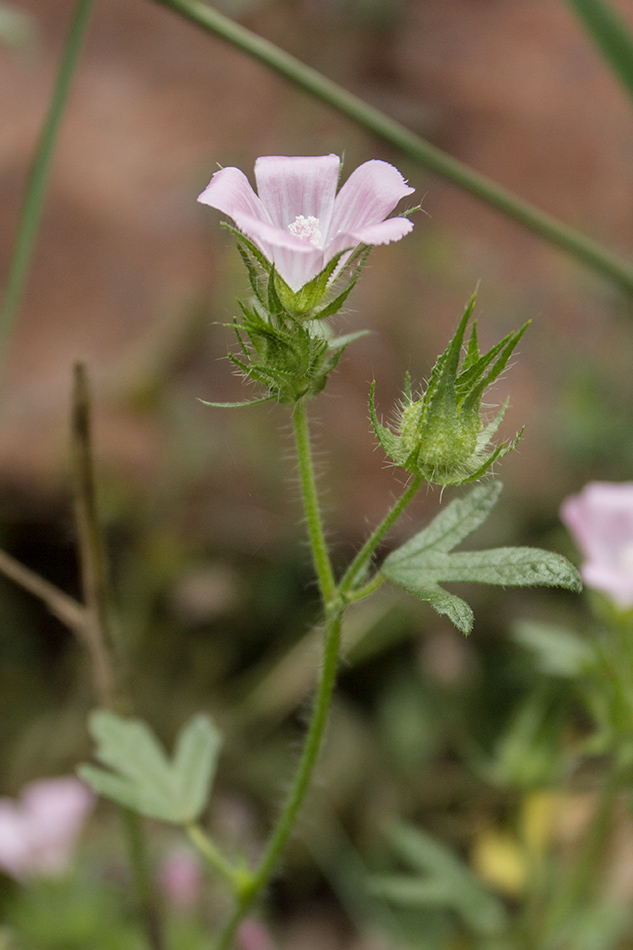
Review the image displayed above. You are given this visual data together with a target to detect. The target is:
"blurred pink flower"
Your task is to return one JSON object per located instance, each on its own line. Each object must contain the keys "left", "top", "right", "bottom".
{"left": 560, "top": 481, "right": 633, "bottom": 607}
{"left": 237, "top": 918, "right": 276, "bottom": 950}
{"left": 0, "top": 776, "right": 94, "bottom": 881}
{"left": 198, "top": 154, "right": 414, "bottom": 292}
{"left": 158, "top": 847, "right": 202, "bottom": 910}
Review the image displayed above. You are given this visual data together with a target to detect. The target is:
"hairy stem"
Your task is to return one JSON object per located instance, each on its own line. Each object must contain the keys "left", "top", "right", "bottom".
{"left": 292, "top": 398, "right": 337, "bottom": 605}
{"left": 0, "top": 0, "right": 95, "bottom": 394}
{"left": 214, "top": 610, "right": 343, "bottom": 950}
{"left": 212, "top": 400, "right": 344, "bottom": 948}
{"left": 338, "top": 475, "right": 424, "bottom": 596}
{"left": 151, "top": 0, "right": 633, "bottom": 294}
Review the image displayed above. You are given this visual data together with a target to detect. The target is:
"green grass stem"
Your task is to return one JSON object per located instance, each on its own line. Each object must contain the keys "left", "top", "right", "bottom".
{"left": 0, "top": 0, "right": 95, "bottom": 396}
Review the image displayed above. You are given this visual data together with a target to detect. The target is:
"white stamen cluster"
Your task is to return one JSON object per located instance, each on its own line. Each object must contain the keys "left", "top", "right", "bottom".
{"left": 288, "top": 215, "right": 322, "bottom": 247}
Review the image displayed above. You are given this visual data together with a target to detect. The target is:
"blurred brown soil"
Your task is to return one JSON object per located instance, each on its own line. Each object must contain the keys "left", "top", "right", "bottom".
{"left": 2, "top": 0, "right": 633, "bottom": 539}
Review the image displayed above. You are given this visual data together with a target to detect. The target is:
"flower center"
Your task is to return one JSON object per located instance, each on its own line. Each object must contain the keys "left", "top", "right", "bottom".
{"left": 288, "top": 215, "right": 322, "bottom": 247}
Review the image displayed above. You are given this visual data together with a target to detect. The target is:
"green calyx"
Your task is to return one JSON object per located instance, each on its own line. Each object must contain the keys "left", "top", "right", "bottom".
{"left": 369, "top": 293, "right": 529, "bottom": 486}
{"left": 206, "top": 227, "right": 369, "bottom": 406}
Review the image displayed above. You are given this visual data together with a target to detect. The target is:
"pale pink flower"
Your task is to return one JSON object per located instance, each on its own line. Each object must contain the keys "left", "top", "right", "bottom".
{"left": 158, "top": 847, "right": 202, "bottom": 910}
{"left": 0, "top": 776, "right": 94, "bottom": 881}
{"left": 560, "top": 481, "right": 633, "bottom": 608}
{"left": 198, "top": 154, "right": 414, "bottom": 292}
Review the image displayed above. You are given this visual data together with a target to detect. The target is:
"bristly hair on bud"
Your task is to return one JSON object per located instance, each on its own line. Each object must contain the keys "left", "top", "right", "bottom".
{"left": 200, "top": 247, "right": 368, "bottom": 408}
{"left": 369, "top": 292, "right": 529, "bottom": 486}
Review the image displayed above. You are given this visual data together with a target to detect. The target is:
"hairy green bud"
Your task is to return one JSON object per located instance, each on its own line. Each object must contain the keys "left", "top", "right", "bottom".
{"left": 370, "top": 293, "right": 528, "bottom": 486}
{"left": 203, "top": 232, "right": 369, "bottom": 407}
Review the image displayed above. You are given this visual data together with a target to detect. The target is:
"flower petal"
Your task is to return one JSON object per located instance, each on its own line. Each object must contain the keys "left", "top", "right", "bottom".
{"left": 254, "top": 154, "right": 340, "bottom": 236}
{"left": 325, "top": 216, "right": 414, "bottom": 264}
{"left": 232, "top": 212, "right": 325, "bottom": 291}
{"left": 327, "top": 159, "right": 414, "bottom": 240}
{"left": 197, "top": 167, "right": 271, "bottom": 224}
{"left": 582, "top": 562, "right": 633, "bottom": 607}
{"left": 561, "top": 483, "right": 633, "bottom": 564}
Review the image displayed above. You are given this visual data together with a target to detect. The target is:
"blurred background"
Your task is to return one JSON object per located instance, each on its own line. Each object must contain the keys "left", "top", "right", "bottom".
{"left": 3, "top": 0, "right": 633, "bottom": 946}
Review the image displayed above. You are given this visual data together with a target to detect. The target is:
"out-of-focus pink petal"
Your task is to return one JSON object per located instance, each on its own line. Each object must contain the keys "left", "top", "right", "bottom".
{"left": 0, "top": 777, "right": 93, "bottom": 881}
{"left": 582, "top": 563, "right": 633, "bottom": 607}
{"left": 0, "top": 803, "right": 30, "bottom": 881}
{"left": 198, "top": 167, "right": 271, "bottom": 224}
{"left": 327, "top": 159, "right": 414, "bottom": 239}
{"left": 561, "top": 482, "right": 633, "bottom": 608}
{"left": 232, "top": 212, "right": 325, "bottom": 291}
{"left": 22, "top": 778, "right": 94, "bottom": 876}
{"left": 254, "top": 154, "right": 340, "bottom": 235}
{"left": 159, "top": 848, "right": 202, "bottom": 910}
{"left": 326, "top": 216, "right": 414, "bottom": 263}
{"left": 237, "top": 919, "right": 276, "bottom": 950}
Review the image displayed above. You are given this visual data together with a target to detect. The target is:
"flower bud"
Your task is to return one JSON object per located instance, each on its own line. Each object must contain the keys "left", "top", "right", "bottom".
{"left": 370, "top": 294, "right": 527, "bottom": 486}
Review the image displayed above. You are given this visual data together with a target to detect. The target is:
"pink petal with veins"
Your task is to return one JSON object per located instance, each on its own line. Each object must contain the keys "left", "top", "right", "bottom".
{"left": 327, "top": 159, "right": 414, "bottom": 238}
{"left": 198, "top": 167, "right": 270, "bottom": 224}
{"left": 254, "top": 154, "right": 340, "bottom": 234}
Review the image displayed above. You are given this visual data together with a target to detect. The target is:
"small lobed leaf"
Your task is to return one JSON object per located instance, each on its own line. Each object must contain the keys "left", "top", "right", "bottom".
{"left": 382, "top": 575, "right": 473, "bottom": 635}
{"left": 404, "top": 547, "right": 582, "bottom": 590}
{"left": 77, "top": 764, "right": 142, "bottom": 814}
{"left": 385, "top": 481, "right": 502, "bottom": 561}
{"left": 377, "top": 822, "right": 509, "bottom": 935}
{"left": 172, "top": 714, "right": 223, "bottom": 821}
{"left": 380, "top": 483, "right": 581, "bottom": 633}
{"left": 80, "top": 710, "right": 223, "bottom": 825}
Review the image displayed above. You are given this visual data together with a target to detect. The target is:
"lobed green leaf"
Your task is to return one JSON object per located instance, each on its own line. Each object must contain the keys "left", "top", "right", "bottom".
{"left": 380, "top": 483, "right": 581, "bottom": 633}
{"left": 79, "top": 710, "right": 223, "bottom": 824}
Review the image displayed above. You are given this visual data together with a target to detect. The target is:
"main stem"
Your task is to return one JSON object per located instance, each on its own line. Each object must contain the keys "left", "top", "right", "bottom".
{"left": 292, "top": 398, "right": 337, "bottom": 606}
{"left": 213, "top": 400, "right": 342, "bottom": 950}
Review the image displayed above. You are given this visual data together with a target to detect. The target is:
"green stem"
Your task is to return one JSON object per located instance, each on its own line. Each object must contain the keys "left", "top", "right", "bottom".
{"left": 152, "top": 0, "right": 633, "bottom": 294}
{"left": 121, "top": 809, "right": 166, "bottom": 950}
{"left": 214, "top": 610, "right": 343, "bottom": 950}
{"left": 543, "top": 763, "right": 622, "bottom": 944}
{"left": 0, "top": 0, "right": 95, "bottom": 394}
{"left": 185, "top": 822, "right": 242, "bottom": 890}
{"left": 71, "top": 363, "right": 123, "bottom": 713}
{"left": 338, "top": 475, "right": 423, "bottom": 596}
{"left": 292, "top": 398, "right": 337, "bottom": 605}
{"left": 212, "top": 400, "right": 344, "bottom": 949}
